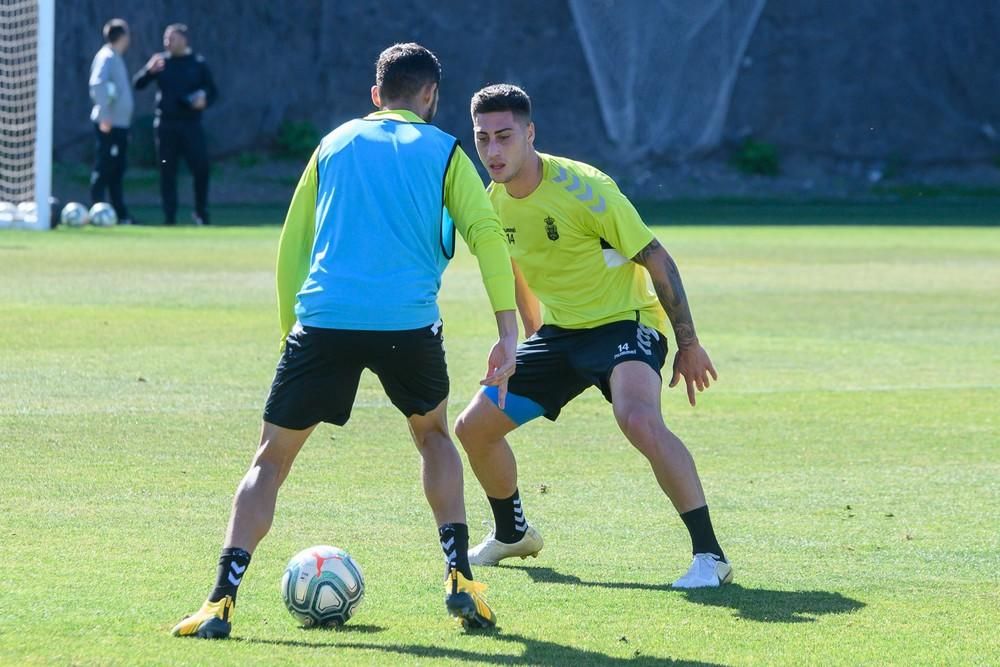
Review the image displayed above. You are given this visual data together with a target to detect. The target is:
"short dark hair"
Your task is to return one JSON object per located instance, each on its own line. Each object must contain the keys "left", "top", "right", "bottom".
{"left": 375, "top": 43, "right": 441, "bottom": 102}
{"left": 103, "top": 18, "right": 128, "bottom": 44}
{"left": 471, "top": 84, "right": 532, "bottom": 122}
{"left": 165, "top": 23, "right": 188, "bottom": 38}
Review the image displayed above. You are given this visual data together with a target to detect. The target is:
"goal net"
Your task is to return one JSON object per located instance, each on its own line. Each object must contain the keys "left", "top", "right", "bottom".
{"left": 0, "top": 0, "right": 53, "bottom": 229}
{"left": 569, "top": 0, "right": 766, "bottom": 163}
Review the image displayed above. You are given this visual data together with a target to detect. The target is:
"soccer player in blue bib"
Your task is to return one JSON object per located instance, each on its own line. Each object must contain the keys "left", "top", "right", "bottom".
{"left": 172, "top": 44, "right": 517, "bottom": 638}
{"left": 454, "top": 84, "right": 731, "bottom": 589}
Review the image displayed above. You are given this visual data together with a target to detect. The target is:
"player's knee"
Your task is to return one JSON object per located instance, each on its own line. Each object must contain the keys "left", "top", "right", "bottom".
{"left": 618, "top": 406, "right": 660, "bottom": 448}
{"left": 238, "top": 456, "right": 286, "bottom": 497}
{"left": 252, "top": 434, "right": 302, "bottom": 480}
{"left": 454, "top": 402, "right": 490, "bottom": 451}
{"left": 453, "top": 409, "right": 476, "bottom": 449}
{"left": 250, "top": 445, "right": 287, "bottom": 476}
{"left": 413, "top": 432, "right": 461, "bottom": 469}
{"left": 411, "top": 420, "right": 452, "bottom": 452}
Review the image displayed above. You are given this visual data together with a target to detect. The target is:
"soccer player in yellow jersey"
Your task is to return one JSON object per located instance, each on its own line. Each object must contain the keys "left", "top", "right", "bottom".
{"left": 454, "top": 84, "right": 731, "bottom": 588}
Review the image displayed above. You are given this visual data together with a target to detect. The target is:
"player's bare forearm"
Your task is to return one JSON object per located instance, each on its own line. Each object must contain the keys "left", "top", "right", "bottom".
{"left": 634, "top": 239, "right": 717, "bottom": 405}
{"left": 516, "top": 295, "right": 541, "bottom": 339}
{"left": 512, "top": 260, "right": 542, "bottom": 337}
{"left": 632, "top": 239, "right": 698, "bottom": 350}
{"left": 495, "top": 309, "right": 518, "bottom": 340}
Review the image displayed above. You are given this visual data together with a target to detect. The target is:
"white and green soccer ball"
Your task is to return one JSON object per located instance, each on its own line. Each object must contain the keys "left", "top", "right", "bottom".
{"left": 89, "top": 202, "right": 117, "bottom": 227}
{"left": 280, "top": 545, "right": 365, "bottom": 627}
{"left": 16, "top": 201, "right": 37, "bottom": 225}
{"left": 0, "top": 202, "right": 17, "bottom": 228}
{"left": 61, "top": 202, "right": 89, "bottom": 227}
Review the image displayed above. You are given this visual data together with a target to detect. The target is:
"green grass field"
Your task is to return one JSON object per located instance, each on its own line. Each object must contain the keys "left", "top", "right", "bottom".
{"left": 1, "top": 204, "right": 998, "bottom": 666}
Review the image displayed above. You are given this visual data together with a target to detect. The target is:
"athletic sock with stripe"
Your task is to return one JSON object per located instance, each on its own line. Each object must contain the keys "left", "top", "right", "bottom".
{"left": 439, "top": 523, "right": 473, "bottom": 580}
{"left": 488, "top": 489, "right": 528, "bottom": 544}
{"left": 208, "top": 547, "right": 251, "bottom": 603}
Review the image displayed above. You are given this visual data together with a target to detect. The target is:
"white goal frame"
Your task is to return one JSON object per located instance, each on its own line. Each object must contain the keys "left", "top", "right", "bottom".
{"left": 32, "top": 0, "right": 53, "bottom": 230}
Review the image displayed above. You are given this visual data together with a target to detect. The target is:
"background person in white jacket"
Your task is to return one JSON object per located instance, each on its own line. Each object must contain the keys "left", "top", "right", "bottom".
{"left": 88, "top": 18, "right": 134, "bottom": 225}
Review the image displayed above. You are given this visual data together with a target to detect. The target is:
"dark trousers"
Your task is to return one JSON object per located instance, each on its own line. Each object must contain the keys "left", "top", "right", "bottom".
{"left": 156, "top": 120, "right": 210, "bottom": 223}
{"left": 90, "top": 125, "right": 129, "bottom": 220}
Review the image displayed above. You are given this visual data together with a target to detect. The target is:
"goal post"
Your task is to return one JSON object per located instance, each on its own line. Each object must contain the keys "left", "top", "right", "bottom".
{"left": 33, "top": 0, "right": 53, "bottom": 230}
{"left": 0, "top": 0, "right": 53, "bottom": 230}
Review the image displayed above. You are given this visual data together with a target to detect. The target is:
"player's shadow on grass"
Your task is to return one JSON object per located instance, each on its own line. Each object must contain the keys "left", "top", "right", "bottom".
{"left": 236, "top": 623, "right": 387, "bottom": 647}
{"left": 302, "top": 623, "right": 387, "bottom": 634}
{"left": 505, "top": 564, "right": 672, "bottom": 591}
{"left": 508, "top": 565, "right": 865, "bottom": 623}
{"left": 677, "top": 585, "right": 864, "bottom": 623}
{"left": 248, "top": 632, "right": 722, "bottom": 666}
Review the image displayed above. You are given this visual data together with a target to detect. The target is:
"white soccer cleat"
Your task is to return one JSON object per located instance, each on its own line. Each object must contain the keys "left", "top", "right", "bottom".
{"left": 469, "top": 525, "right": 544, "bottom": 566}
{"left": 671, "top": 553, "right": 733, "bottom": 589}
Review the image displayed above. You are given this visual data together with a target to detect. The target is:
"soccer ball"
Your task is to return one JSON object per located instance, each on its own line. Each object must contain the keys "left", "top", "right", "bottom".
{"left": 280, "top": 545, "right": 365, "bottom": 627}
{"left": 61, "top": 202, "right": 89, "bottom": 227}
{"left": 89, "top": 202, "right": 117, "bottom": 227}
{"left": 14, "top": 201, "right": 37, "bottom": 226}
{"left": 0, "top": 202, "right": 17, "bottom": 228}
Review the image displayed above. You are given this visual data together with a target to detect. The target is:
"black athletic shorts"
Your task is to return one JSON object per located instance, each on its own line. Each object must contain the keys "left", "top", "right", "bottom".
{"left": 263, "top": 321, "right": 448, "bottom": 429}
{"left": 506, "top": 318, "right": 668, "bottom": 421}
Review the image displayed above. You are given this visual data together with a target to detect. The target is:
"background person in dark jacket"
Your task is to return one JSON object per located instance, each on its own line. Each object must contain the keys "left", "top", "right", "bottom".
{"left": 134, "top": 23, "right": 217, "bottom": 225}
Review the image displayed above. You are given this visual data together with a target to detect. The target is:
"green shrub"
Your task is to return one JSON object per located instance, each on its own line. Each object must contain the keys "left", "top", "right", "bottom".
{"left": 274, "top": 120, "right": 319, "bottom": 160}
{"left": 237, "top": 151, "right": 263, "bottom": 168}
{"left": 883, "top": 154, "right": 905, "bottom": 181}
{"left": 731, "top": 138, "right": 779, "bottom": 176}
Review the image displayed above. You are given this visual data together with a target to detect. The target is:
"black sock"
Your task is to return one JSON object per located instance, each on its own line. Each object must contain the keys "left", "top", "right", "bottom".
{"left": 488, "top": 489, "right": 528, "bottom": 544}
{"left": 679, "top": 505, "right": 726, "bottom": 562}
{"left": 439, "top": 522, "right": 473, "bottom": 580}
{"left": 208, "top": 547, "right": 252, "bottom": 603}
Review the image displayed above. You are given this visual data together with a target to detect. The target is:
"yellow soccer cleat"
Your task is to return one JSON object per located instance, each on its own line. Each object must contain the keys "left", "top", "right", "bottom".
{"left": 444, "top": 569, "right": 496, "bottom": 629}
{"left": 170, "top": 596, "right": 234, "bottom": 639}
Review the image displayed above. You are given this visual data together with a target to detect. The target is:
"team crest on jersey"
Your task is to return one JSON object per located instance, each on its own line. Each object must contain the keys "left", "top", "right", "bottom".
{"left": 544, "top": 216, "right": 559, "bottom": 241}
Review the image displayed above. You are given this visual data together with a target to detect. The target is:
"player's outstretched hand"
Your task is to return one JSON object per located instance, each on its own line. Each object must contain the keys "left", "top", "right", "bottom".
{"left": 146, "top": 54, "right": 166, "bottom": 73}
{"left": 480, "top": 335, "right": 517, "bottom": 409}
{"left": 669, "top": 343, "right": 718, "bottom": 406}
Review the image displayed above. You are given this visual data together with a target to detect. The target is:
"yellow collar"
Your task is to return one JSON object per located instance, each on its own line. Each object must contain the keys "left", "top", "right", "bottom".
{"left": 365, "top": 109, "right": 426, "bottom": 124}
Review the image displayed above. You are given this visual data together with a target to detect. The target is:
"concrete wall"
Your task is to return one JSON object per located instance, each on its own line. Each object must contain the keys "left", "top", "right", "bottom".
{"left": 54, "top": 0, "right": 1000, "bottom": 173}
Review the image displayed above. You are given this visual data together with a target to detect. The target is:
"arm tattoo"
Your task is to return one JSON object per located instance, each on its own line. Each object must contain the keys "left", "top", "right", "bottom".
{"left": 633, "top": 239, "right": 698, "bottom": 349}
{"left": 632, "top": 238, "right": 662, "bottom": 265}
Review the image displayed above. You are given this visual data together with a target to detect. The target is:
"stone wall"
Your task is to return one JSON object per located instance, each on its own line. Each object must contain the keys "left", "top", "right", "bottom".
{"left": 54, "top": 0, "right": 1000, "bottom": 175}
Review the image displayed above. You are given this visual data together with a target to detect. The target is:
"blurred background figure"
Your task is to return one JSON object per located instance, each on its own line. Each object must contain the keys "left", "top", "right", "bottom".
{"left": 133, "top": 23, "right": 217, "bottom": 225}
{"left": 88, "top": 18, "right": 134, "bottom": 225}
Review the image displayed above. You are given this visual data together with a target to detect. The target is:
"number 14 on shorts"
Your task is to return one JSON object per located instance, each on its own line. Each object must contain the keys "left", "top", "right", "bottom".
{"left": 614, "top": 341, "right": 637, "bottom": 360}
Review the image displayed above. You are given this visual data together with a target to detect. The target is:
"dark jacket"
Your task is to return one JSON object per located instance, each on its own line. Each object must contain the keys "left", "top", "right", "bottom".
{"left": 134, "top": 51, "right": 217, "bottom": 123}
